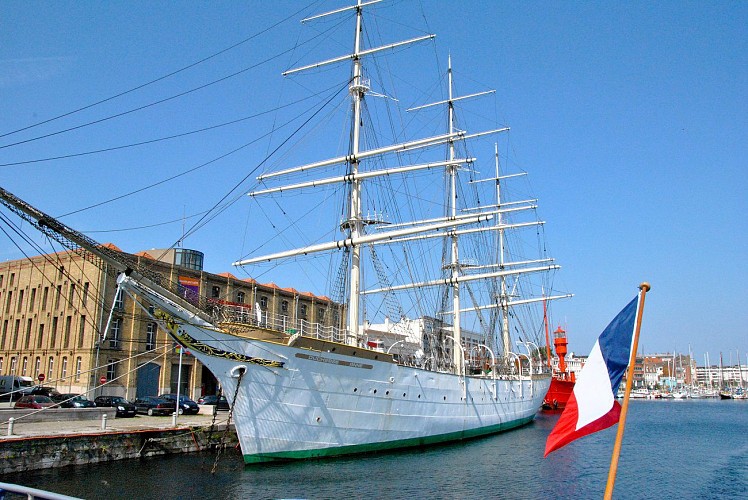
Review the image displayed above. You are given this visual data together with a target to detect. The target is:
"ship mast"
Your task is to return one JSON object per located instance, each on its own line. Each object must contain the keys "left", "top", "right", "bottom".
{"left": 447, "top": 56, "right": 463, "bottom": 372}
{"left": 495, "top": 143, "right": 511, "bottom": 357}
{"left": 345, "top": 0, "right": 366, "bottom": 344}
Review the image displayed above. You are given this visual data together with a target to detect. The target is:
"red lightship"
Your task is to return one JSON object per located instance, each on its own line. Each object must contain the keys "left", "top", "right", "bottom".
{"left": 542, "top": 326, "right": 575, "bottom": 411}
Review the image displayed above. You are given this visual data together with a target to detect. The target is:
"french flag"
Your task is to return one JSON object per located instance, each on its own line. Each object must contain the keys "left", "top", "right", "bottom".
{"left": 545, "top": 297, "right": 639, "bottom": 457}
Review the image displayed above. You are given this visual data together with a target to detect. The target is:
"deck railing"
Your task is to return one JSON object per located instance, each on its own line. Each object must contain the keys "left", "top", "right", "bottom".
{"left": 209, "top": 302, "right": 348, "bottom": 343}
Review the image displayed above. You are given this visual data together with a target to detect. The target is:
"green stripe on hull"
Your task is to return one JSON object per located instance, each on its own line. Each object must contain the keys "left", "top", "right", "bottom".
{"left": 243, "top": 415, "right": 536, "bottom": 464}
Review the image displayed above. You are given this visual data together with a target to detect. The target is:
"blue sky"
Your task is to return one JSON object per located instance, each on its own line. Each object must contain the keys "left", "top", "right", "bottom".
{"left": 1, "top": 1, "right": 746, "bottom": 364}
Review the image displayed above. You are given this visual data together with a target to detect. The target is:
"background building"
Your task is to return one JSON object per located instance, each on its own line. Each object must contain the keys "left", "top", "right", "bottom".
{"left": 0, "top": 245, "right": 341, "bottom": 401}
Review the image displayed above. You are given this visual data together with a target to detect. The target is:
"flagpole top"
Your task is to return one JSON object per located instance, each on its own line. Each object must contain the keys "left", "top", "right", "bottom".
{"left": 639, "top": 282, "right": 651, "bottom": 292}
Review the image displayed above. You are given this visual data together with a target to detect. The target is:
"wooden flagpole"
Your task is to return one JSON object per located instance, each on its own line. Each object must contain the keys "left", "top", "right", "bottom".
{"left": 604, "top": 282, "right": 651, "bottom": 499}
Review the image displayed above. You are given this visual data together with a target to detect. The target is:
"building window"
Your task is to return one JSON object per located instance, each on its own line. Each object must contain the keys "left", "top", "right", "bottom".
{"left": 174, "top": 249, "right": 204, "bottom": 271}
{"left": 68, "top": 283, "right": 76, "bottom": 306}
{"left": 237, "top": 291, "right": 245, "bottom": 304}
{"left": 318, "top": 307, "right": 326, "bottom": 321}
{"left": 146, "top": 322, "right": 157, "bottom": 350}
{"left": 114, "top": 289, "right": 124, "bottom": 310}
{"left": 10, "top": 357, "right": 17, "bottom": 375}
{"left": 35, "top": 357, "right": 41, "bottom": 378}
{"left": 37, "top": 324, "right": 45, "bottom": 349}
{"left": 211, "top": 286, "right": 220, "bottom": 298}
{"left": 75, "top": 357, "right": 82, "bottom": 381}
{"left": 82, "top": 282, "right": 89, "bottom": 307}
{"left": 5, "top": 290, "right": 11, "bottom": 314}
{"left": 29, "top": 287, "right": 36, "bottom": 311}
{"left": 21, "top": 356, "right": 28, "bottom": 376}
{"left": 25, "top": 318, "right": 32, "bottom": 349}
{"left": 55, "top": 285, "right": 62, "bottom": 309}
{"left": 41, "top": 286, "right": 49, "bottom": 310}
{"left": 16, "top": 289, "right": 24, "bottom": 312}
{"left": 281, "top": 300, "right": 289, "bottom": 314}
{"left": 300, "top": 304, "right": 307, "bottom": 317}
{"left": 10, "top": 273, "right": 15, "bottom": 286}
{"left": 0, "top": 320, "right": 6, "bottom": 349}
{"left": 61, "top": 357, "right": 68, "bottom": 380}
{"left": 260, "top": 296, "right": 268, "bottom": 309}
{"left": 109, "top": 318, "right": 122, "bottom": 349}
{"left": 48, "top": 357, "right": 54, "bottom": 378}
{"left": 50, "top": 317, "right": 58, "bottom": 347}
{"left": 0, "top": 274, "right": 3, "bottom": 287}
{"left": 106, "top": 360, "right": 117, "bottom": 381}
{"left": 63, "top": 315, "right": 72, "bottom": 348}
{"left": 12, "top": 319, "right": 20, "bottom": 349}
{"left": 78, "top": 315, "right": 86, "bottom": 348}
{"left": 0, "top": 357, "right": 3, "bottom": 374}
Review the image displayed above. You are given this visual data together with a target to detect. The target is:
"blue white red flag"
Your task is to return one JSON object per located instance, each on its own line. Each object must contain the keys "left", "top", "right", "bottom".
{"left": 544, "top": 297, "right": 638, "bottom": 457}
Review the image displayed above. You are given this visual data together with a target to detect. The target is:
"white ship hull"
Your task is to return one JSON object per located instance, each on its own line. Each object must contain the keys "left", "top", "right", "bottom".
{"left": 142, "top": 278, "right": 549, "bottom": 463}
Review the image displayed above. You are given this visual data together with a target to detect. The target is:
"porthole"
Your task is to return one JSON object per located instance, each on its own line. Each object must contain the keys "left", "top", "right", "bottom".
{"left": 417, "top": 394, "right": 421, "bottom": 399}
{"left": 403, "top": 393, "right": 406, "bottom": 397}
{"left": 316, "top": 417, "right": 321, "bottom": 422}
{"left": 373, "top": 389, "right": 377, "bottom": 394}
{"left": 354, "top": 388, "right": 358, "bottom": 392}
{"left": 385, "top": 391, "right": 390, "bottom": 395}
{"left": 443, "top": 396, "right": 446, "bottom": 401}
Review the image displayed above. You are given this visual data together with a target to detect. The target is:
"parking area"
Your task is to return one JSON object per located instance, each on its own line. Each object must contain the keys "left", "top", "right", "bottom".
{"left": 0, "top": 404, "right": 230, "bottom": 439}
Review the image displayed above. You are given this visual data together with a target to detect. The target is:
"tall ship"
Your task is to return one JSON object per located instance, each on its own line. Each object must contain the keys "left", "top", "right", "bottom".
{"left": 0, "top": 1, "right": 571, "bottom": 463}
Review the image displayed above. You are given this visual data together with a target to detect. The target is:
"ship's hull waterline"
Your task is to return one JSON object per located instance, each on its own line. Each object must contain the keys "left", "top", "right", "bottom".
{"left": 142, "top": 278, "right": 549, "bottom": 463}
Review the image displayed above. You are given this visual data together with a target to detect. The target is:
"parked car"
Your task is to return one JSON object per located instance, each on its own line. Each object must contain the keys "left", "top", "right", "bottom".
{"left": 51, "top": 393, "right": 96, "bottom": 408}
{"left": 133, "top": 396, "right": 177, "bottom": 416}
{"left": 29, "top": 386, "right": 61, "bottom": 399}
{"left": 0, "top": 375, "right": 35, "bottom": 401}
{"left": 159, "top": 394, "right": 200, "bottom": 415}
{"left": 197, "top": 394, "right": 230, "bottom": 411}
{"left": 94, "top": 395, "right": 137, "bottom": 418}
{"left": 14, "top": 395, "right": 56, "bottom": 409}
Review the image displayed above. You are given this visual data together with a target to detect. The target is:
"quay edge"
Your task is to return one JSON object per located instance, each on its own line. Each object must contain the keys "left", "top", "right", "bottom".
{"left": 0, "top": 423, "right": 237, "bottom": 475}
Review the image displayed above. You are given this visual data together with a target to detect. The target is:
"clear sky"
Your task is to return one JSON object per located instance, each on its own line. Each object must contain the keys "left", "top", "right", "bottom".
{"left": 1, "top": 1, "right": 746, "bottom": 364}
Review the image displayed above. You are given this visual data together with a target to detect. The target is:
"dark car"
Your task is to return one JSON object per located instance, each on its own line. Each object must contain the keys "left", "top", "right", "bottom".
{"left": 159, "top": 393, "right": 200, "bottom": 415}
{"left": 133, "top": 396, "right": 177, "bottom": 416}
{"left": 52, "top": 393, "right": 96, "bottom": 408}
{"left": 197, "top": 394, "right": 230, "bottom": 411}
{"left": 29, "top": 386, "right": 61, "bottom": 398}
{"left": 94, "top": 395, "right": 137, "bottom": 418}
{"left": 14, "top": 395, "right": 56, "bottom": 409}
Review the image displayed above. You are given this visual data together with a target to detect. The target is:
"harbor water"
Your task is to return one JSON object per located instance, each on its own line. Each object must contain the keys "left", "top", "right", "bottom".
{"left": 3, "top": 399, "right": 747, "bottom": 499}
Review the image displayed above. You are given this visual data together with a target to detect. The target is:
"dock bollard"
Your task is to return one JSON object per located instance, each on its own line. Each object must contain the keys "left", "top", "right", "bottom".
{"left": 101, "top": 413, "right": 107, "bottom": 430}
{"left": 172, "top": 412, "right": 177, "bottom": 427}
{"left": 7, "top": 417, "right": 14, "bottom": 436}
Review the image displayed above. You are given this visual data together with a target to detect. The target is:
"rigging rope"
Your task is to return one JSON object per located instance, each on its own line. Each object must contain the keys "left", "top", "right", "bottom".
{"left": 0, "top": 2, "right": 322, "bottom": 144}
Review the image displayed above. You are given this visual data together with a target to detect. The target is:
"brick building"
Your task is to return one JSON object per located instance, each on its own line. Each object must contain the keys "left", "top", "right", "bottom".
{"left": 0, "top": 245, "right": 341, "bottom": 401}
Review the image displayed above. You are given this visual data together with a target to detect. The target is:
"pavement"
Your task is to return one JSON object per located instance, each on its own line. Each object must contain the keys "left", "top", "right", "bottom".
{"left": 0, "top": 404, "right": 232, "bottom": 440}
